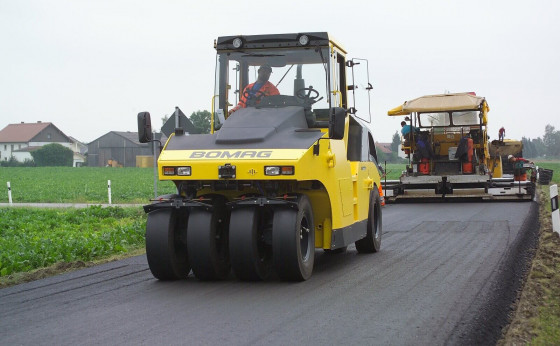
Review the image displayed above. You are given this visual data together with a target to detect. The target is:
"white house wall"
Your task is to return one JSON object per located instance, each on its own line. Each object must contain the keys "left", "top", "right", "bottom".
{"left": 73, "top": 153, "right": 85, "bottom": 167}
{"left": 12, "top": 151, "right": 33, "bottom": 162}
{"left": 0, "top": 143, "right": 28, "bottom": 161}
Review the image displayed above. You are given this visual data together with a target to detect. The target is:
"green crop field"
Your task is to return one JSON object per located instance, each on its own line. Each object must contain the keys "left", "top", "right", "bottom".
{"left": 0, "top": 167, "right": 176, "bottom": 203}
{"left": 0, "top": 206, "right": 146, "bottom": 277}
{"left": 380, "top": 163, "right": 406, "bottom": 180}
{"left": 536, "top": 161, "right": 560, "bottom": 186}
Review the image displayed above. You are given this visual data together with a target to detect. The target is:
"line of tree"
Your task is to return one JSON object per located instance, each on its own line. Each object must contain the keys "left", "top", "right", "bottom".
{"left": 522, "top": 124, "right": 560, "bottom": 158}
{"left": 189, "top": 110, "right": 211, "bottom": 134}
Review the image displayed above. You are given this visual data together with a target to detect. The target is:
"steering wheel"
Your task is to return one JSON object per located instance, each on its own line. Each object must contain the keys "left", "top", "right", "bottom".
{"left": 295, "top": 87, "right": 321, "bottom": 104}
{"left": 243, "top": 89, "right": 266, "bottom": 106}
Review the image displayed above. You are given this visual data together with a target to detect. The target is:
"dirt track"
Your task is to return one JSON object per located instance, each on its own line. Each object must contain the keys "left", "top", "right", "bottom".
{"left": 0, "top": 201, "right": 538, "bottom": 345}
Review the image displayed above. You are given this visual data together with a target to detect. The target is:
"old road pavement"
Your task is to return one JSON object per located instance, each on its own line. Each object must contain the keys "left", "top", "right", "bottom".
{"left": 0, "top": 201, "right": 538, "bottom": 345}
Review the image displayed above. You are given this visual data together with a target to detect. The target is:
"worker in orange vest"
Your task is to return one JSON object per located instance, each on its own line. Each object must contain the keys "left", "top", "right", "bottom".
{"left": 508, "top": 155, "right": 536, "bottom": 182}
{"left": 228, "top": 64, "right": 280, "bottom": 115}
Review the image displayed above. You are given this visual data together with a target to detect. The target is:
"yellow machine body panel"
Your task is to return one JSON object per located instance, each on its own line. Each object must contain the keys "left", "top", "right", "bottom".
{"left": 157, "top": 122, "right": 381, "bottom": 250}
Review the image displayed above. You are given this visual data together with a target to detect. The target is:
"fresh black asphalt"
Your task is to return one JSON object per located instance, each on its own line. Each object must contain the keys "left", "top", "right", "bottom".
{"left": 0, "top": 201, "right": 538, "bottom": 345}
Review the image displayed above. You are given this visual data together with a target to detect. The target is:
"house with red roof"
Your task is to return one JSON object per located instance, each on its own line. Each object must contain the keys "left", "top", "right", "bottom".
{"left": 0, "top": 121, "right": 86, "bottom": 166}
{"left": 375, "top": 142, "right": 393, "bottom": 155}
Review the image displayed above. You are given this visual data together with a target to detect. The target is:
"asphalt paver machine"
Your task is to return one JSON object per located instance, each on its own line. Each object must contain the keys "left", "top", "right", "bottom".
{"left": 382, "top": 92, "right": 535, "bottom": 202}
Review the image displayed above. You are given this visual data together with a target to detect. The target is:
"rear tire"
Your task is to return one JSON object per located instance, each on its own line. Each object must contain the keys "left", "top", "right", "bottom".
{"left": 355, "top": 188, "right": 382, "bottom": 253}
{"left": 273, "top": 195, "right": 315, "bottom": 281}
{"left": 187, "top": 196, "right": 230, "bottom": 280}
{"left": 146, "top": 208, "right": 190, "bottom": 280}
{"left": 229, "top": 207, "right": 272, "bottom": 280}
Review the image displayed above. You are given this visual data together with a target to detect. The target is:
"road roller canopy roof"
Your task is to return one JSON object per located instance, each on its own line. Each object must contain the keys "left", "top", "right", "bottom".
{"left": 215, "top": 32, "right": 346, "bottom": 53}
{"left": 388, "top": 92, "right": 488, "bottom": 116}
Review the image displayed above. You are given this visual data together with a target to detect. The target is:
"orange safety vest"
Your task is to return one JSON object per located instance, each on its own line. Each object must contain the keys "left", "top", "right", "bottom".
{"left": 236, "top": 81, "right": 279, "bottom": 109}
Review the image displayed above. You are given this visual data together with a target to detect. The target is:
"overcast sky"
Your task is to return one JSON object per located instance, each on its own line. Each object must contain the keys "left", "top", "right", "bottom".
{"left": 1, "top": 0, "right": 558, "bottom": 143}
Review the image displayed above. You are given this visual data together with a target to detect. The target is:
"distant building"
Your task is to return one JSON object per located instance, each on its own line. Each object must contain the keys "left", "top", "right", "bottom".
{"left": 87, "top": 131, "right": 167, "bottom": 167}
{"left": 0, "top": 121, "right": 85, "bottom": 166}
{"left": 69, "top": 137, "right": 88, "bottom": 167}
{"left": 375, "top": 142, "right": 393, "bottom": 155}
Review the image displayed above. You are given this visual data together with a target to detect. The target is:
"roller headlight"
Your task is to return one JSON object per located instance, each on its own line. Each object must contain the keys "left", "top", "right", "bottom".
{"left": 298, "top": 35, "right": 309, "bottom": 46}
{"left": 162, "top": 166, "right": 191, "bottom": 176}
{"left": 232, "top": 37, "right": 243, "bottom": 49}
{"left": 177, "top": 167, "right": 191, "bottom": 176}
{"left": 265, "top": 166, "right": 294, "bottom": 176}
{"left": 265, "top": 166, "right": 280, "bottom": 176}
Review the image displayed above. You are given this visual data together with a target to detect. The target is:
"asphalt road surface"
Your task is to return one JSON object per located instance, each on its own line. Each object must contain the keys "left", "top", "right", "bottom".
{"left": 0, "top": 201, "right": 538, "bottom": 346}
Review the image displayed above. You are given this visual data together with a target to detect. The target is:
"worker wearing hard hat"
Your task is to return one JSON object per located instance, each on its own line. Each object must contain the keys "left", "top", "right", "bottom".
{"left": 228, "top": 64, "right": 280, "bottom": 115}
{"left": 508, "top": 154, "right": 534, "bottom": 182}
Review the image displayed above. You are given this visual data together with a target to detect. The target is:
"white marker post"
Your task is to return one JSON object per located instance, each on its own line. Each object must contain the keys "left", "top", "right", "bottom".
{"left": 551, "top": 184, "right": 559, "bottom": 234}
{"left": 7, "top": 181, "right": 13, "bottom": 205}
{"left": 108, "top": 180, "right": 112, "bottom": 205}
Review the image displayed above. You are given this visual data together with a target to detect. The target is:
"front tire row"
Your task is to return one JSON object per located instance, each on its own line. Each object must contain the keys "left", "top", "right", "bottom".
{"left": 145, "top": 192, "right": 381, "bottom": 282}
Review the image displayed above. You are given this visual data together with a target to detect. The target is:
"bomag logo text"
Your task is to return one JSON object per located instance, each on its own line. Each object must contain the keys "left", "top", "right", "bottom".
{"left": 189, "top": 150, "right": 273, "bottom": 159}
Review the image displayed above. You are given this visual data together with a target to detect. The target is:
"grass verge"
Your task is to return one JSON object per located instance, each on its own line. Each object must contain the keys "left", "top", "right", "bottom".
{"left": 499, "top": 165, "right": 560, "bottom": 344}
{"left": 0, "top": 206, "right": 146, "bottom": 287}
{"left": 0, "top": 248, "right": 146, "bottom": 289}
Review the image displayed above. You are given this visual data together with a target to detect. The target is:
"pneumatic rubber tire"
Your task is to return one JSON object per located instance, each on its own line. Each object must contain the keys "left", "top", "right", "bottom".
{"left": 146, "top": 208, "right": 190, "bottom": 280}
{"left": 187, "top": 197, "right": 230, "bottom": 280}
{"left": 272, "top": 195, "right": 315, "bottom": 281}
{"left": 355, "top": 188, "right": 382, "bottom": 253}
{"left": 229, "top": 207, "right": 272, "bottom": 281}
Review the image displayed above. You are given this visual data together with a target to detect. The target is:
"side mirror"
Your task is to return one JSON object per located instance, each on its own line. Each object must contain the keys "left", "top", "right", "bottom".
{"left": 137, "top": 112, "right": 153, "bottom": 143}
{"left": 329, "top": 107, "right": 346, "bottom": 140}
